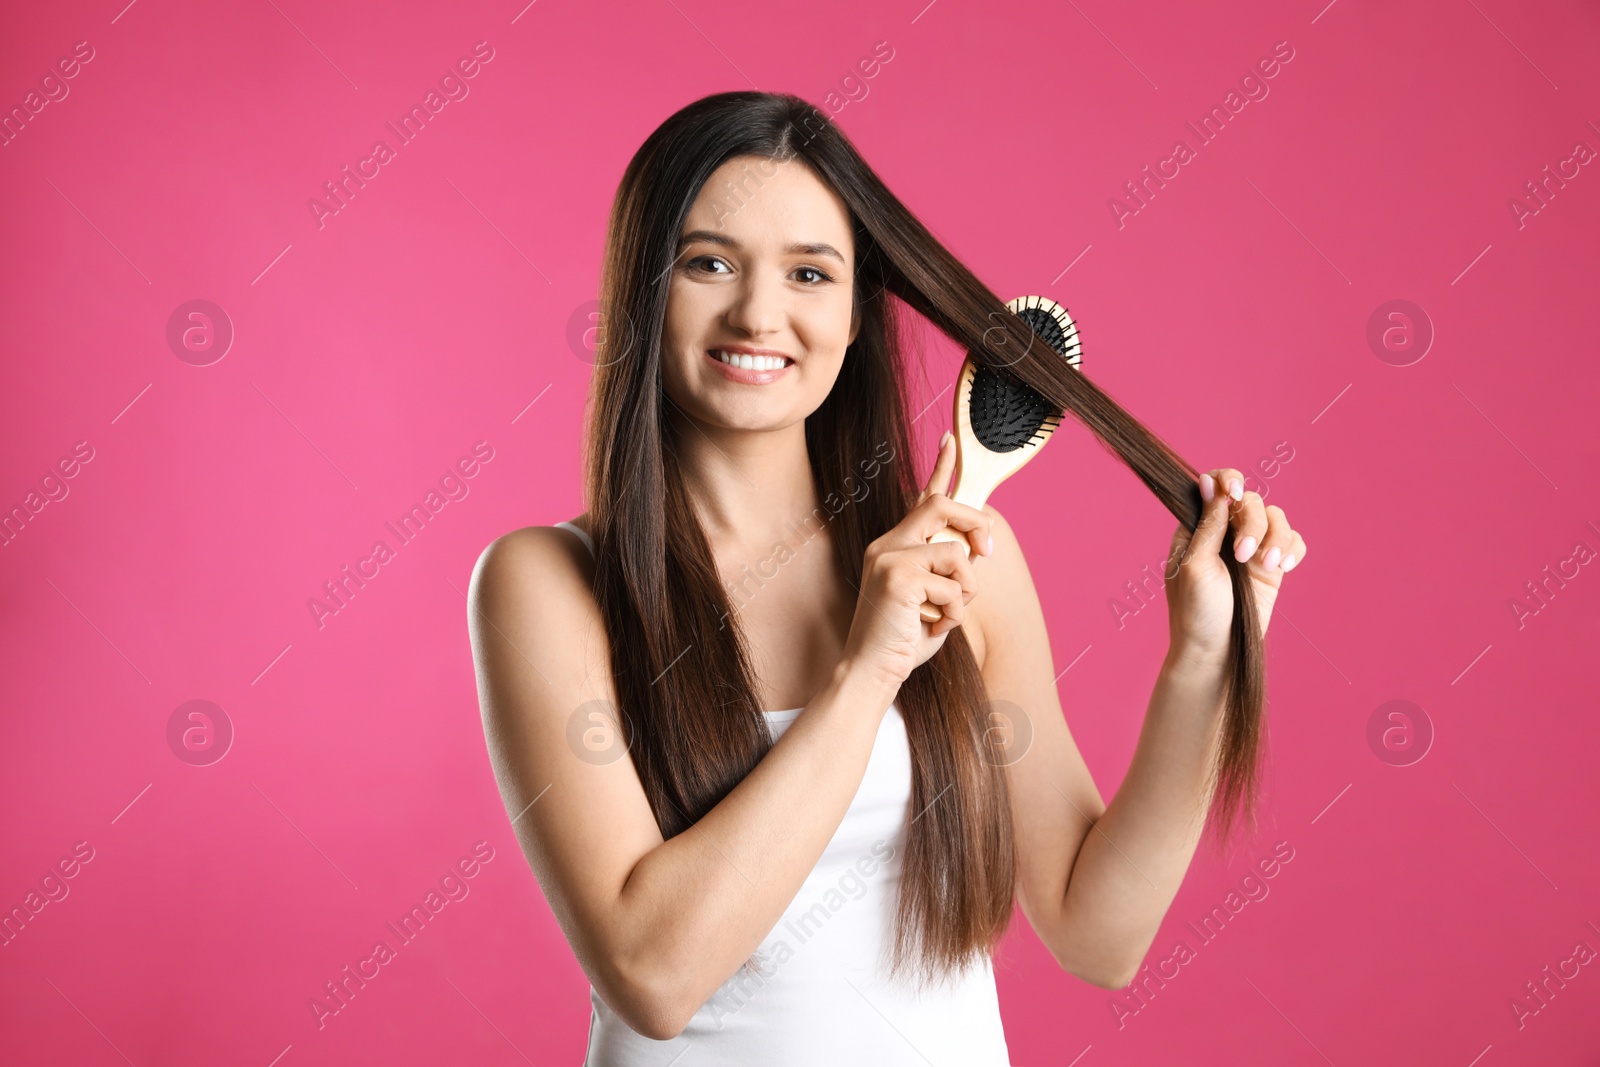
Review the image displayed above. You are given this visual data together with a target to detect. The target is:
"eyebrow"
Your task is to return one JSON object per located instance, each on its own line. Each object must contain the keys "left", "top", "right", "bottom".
{"left": 677, "top": 229, "right": 848, "bottom": 265}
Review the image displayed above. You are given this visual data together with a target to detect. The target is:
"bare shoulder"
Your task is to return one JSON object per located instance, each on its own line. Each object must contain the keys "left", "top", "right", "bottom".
{"left": 471, "top": 516, "right": 591, "bottom": 597}
{"left": 467, "top": 517, "right": 605, "bottom": 680}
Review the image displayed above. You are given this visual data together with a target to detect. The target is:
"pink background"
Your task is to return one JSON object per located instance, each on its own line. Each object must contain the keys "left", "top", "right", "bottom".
{"left": 3, "top": 0, "right": 1598, "bottom": 1063}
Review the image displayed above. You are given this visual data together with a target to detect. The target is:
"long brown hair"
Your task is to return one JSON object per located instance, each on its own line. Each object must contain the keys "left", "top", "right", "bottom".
{"left": 582, "top": 91, "right": 1264, "bottom": 986}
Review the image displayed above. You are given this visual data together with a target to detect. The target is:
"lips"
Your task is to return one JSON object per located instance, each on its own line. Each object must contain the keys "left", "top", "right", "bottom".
{"left": 705, "top": 348, "right": 793, "bottom": 384}
{"left": 708, "top": 349, "right": 792, "bottom": 371}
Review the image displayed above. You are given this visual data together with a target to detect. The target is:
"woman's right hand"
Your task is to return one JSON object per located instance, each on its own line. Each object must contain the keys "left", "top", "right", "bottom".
{"left": 841, "top": 432, "right": 995, "bottom": 691}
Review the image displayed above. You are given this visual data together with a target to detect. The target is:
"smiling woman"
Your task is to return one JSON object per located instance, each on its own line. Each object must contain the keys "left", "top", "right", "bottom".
{"left": 660, "top": 170, "right": 862, "bottom": 426}
{"left": 467, "top": 90, "right": 1304, "bottom": 1065}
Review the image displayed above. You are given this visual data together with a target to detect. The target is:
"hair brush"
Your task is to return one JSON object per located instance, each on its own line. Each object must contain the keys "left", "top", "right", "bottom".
{"left": 918, "top": 295, "right": 1083, "bottom": 624}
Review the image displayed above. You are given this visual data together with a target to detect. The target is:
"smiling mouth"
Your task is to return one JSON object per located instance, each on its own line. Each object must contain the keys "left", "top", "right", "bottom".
{"left": 707, "top": 349, "right": 793, "bottom": 371}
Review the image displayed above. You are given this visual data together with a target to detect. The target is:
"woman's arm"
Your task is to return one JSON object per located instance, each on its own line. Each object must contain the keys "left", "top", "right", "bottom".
{"left": 469, "top": 527, "right": 900, "bottom": 1040}
{"left": 976, "top": 466, "right": 1301, "bottom": 988}
{"left": 1047, "top": 649, "right": 1228, "bottom": 989}
{"left": 970, "top": 506, "right": 1227, "bottom": 990}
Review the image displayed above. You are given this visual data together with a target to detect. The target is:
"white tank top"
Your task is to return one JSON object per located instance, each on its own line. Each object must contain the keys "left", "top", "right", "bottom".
{"left": 552, "top": 523, "right": 1012, "bottom": 1065}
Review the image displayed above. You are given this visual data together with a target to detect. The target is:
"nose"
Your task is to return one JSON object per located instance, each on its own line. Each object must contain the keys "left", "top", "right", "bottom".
{"left": 723, "top": 270, "right": 786, "bottom": 338}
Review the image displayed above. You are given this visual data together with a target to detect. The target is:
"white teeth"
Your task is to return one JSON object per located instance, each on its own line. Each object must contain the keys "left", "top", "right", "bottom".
{"left": 712, "top": 350, "right": 787, "bottom": 372}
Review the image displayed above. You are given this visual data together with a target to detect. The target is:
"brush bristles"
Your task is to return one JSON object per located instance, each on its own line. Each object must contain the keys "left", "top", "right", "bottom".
{"left": 967, "top": 300, "right": 1078, "bottom": 454}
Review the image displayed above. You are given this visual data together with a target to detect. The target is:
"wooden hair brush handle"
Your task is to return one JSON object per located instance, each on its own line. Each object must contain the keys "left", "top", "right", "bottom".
{"left": 915, "top": 295, "right": 1080, "bottom": 626}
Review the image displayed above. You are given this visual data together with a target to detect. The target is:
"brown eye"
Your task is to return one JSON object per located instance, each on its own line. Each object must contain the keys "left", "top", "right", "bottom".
{"left": 795, "top": 266, "right": 832, "bottom": 284}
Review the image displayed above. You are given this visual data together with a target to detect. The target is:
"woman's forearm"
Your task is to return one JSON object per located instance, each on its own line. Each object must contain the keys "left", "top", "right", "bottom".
{"left": 1055, "top": 645, "right": 1231, "bottom": 987}
{"left": 614, "top": 657, "right": 900, "bottom": 1032}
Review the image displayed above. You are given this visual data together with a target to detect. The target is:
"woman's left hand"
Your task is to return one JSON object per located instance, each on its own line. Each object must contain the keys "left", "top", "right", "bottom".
{"left": 1163, "top": 468, "right": 1308, "bottom": 664}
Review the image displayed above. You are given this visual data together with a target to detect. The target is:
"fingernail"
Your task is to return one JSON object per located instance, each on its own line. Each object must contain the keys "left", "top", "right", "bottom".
{"left": 1262, "top": 546, "right": 1282, "bottom": 570}
{"left": 1199, "top": 474, "right": 1215, "bottom": 502}
{"left": 1236, "top": 535, "right": 1257, "bottom": 561}
{"left": 1282, "top": 553, "right": 1297, "bottom": 572}
{"left": 986, "top": 534, "right": 995, "bottom": 556}
{"left": 939, "top": 431, "right": 952, "bottom": 449}
{"left": 1227, "top": 478, "right": 1243, "bottom": 501}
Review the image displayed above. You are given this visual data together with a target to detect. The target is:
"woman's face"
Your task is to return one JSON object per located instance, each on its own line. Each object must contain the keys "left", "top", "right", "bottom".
{"left": 659, "top": 153, "right": 859, "bottom": 434}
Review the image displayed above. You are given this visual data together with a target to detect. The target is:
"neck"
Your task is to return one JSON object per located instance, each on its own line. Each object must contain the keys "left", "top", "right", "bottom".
{"left": 668, "top": 406, "right": 820, "bottom": 550}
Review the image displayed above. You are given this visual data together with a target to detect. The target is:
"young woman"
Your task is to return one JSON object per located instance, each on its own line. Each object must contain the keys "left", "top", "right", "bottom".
{"left": 467, "top": 91, "right": 1306, "bottom": 1065}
